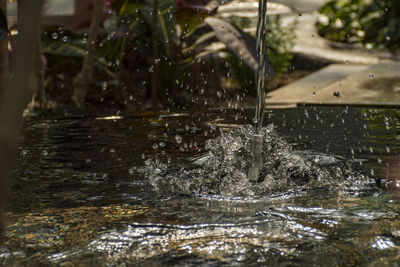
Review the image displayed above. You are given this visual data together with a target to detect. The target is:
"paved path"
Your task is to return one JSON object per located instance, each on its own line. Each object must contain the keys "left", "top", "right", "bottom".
{"left": 274, "top": 0, "right": 330, "bottom": 12}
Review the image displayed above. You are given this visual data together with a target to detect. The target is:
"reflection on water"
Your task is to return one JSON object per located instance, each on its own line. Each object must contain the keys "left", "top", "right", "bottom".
{"left": 2, "top": 107, "right": 400, "bottom": 265}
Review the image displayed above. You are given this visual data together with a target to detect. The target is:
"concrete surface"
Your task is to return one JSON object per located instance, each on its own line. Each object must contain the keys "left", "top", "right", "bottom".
{"left": 274, "top": 0, "right": 330, "bottom": 12}
{"left": 303, "top": 62, "right": 400, "bottom": 105}
{"left": 267, "top": 62, "right": 400, "bottom": 106}
{"left": 267, "top": 64, "right": 371, "bottom": 105}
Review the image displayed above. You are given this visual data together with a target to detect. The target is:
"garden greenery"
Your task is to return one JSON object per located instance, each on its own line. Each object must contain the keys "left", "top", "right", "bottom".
{"left": 40, "top": 0, "right": 297, "bottom": 107}
{"left": 317, "top": 0, "right": 400, "bottom": 51}
{"left": 227, "top": 15, "right": 295, "bottom": 91}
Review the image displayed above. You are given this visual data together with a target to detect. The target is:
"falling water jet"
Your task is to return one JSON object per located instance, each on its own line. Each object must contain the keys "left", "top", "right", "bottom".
{"left": 254, "top": 0, "right": 268, "bottom": 131}
{"left": 248, "top": 0, "right": 268, "bottom": 181}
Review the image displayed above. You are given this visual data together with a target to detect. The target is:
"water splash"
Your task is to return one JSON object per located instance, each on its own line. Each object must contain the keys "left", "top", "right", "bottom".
{"left": 141, "top": 125, "right": 360, "bottom": 197}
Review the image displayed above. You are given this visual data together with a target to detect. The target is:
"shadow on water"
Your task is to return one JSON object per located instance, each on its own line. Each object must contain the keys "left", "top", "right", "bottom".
{"left": 3, "top": 106, "right": 400, "bottom": 266}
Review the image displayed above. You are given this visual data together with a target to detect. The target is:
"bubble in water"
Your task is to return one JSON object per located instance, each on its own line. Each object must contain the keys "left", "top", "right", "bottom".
{"left": 62, "top": 36, "right": 69, "bottom": 42}
{"left": 51, "top": 32, "right": 59, "bottom": 40}
{"left": 175, "top": 134, "right": 182, "bottom": 144}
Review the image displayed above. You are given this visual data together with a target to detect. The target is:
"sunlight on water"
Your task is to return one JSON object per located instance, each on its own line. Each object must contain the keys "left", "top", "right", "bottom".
{"left": 4, "top": 107, "right": 400, "bottom": 266}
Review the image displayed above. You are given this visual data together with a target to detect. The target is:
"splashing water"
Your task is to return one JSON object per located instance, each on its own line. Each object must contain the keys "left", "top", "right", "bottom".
{"left": 140, "top": 1, "right": 364, "bottom": 197}
{"left": 142, "top": 125, "right": 361, "bottom": 197}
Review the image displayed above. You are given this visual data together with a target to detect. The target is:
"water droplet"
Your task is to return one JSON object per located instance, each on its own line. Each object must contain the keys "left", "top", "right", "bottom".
{"left": 175, "top": 134, "right": 182, "bottom": 144}
{"left": 62, "top": 36, "right": 69, "bottom": 42}
{"left": 51, "top": 32, "right": 59, "bottom": 40}
{"left": 333, "top": 91, "right": 340, "bottom": 97}
{"left": 128, "top": 168, "right": 135, "bottom": 174}
{"left": 369, "top": 73, "right": 374, "bottom": 79}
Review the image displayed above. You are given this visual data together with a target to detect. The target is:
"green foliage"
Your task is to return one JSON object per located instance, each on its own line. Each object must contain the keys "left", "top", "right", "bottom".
{"left": 140, "top": 0, "right": 176, "bottom": 50}
{"left": 317, "top": 0, "right": 400, "bottom": 51}
{"left": 41, "top": 32, "right": 117, "bottom": 79}
{"left": 227, "top": 15, "right": 295, "bottom": 91}
{"left": 265, "top": 15, "right": 295, "bottom": 78}
{"left": 41, "top": 0, "right": 297, "bottom": 105}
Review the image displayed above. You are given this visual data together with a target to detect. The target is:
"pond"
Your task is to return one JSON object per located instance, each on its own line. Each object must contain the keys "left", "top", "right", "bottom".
{"left": 2, "top": 106, "right": 400, "bottom": 266}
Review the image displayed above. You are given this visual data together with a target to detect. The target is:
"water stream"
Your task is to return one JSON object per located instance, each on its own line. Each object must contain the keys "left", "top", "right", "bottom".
{"left": 249, "top": 0, "right": 268, "bottom": 180}
{"left": 254, "top": 0, "right": 268, "bottom": 131}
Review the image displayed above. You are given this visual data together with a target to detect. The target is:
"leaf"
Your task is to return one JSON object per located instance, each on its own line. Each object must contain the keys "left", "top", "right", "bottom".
{"left": 140, "top": 0, "right": 176, "bottom": 47}
{"left": 0, "top": 6, "right": 8, "bottom": 40}
{"left": 175, "top": 8, "right": 206, "bottom": 38}
{"left": 111, "top": 0, "right": 143, "bottom": 16}
{"left": 42, "top": 40, "right": 117, "bottom": 79}
{"left": 42, "top": 40, "right": 86, "bottom": 58}
{"left": 119, "top": 2, "right": 143, "bottom": 17}
{"left": 204, "top": 17, "right": 275, "bottom": 77}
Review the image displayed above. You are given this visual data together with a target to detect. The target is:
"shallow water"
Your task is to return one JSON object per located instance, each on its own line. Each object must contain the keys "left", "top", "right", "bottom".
{"left": 3, "top": 106, "right": 400, "bottom": 266}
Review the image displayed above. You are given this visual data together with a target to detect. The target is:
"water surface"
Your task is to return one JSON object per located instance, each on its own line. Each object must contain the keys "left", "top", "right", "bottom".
{"left": 2, "top": 106, "right": 400, "bottom": 266}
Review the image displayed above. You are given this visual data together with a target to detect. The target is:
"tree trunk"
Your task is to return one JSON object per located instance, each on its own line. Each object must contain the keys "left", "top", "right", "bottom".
{"left": 17, "top": 0, "right": 45, "bottom": 109}
{"left": 151, "top": 0, "right": 160, "bottom": 110}
{"left": 0, "top": 0, "right": 8, "bottom": 100}
{"left": 72, "top": 0, "right": 104, "bottom": 108}
{"left": 0, "top": 0, "right": 44, "bottom": 237}
{"left": 35, "top": 23, "right": 46, "bottom": 109}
